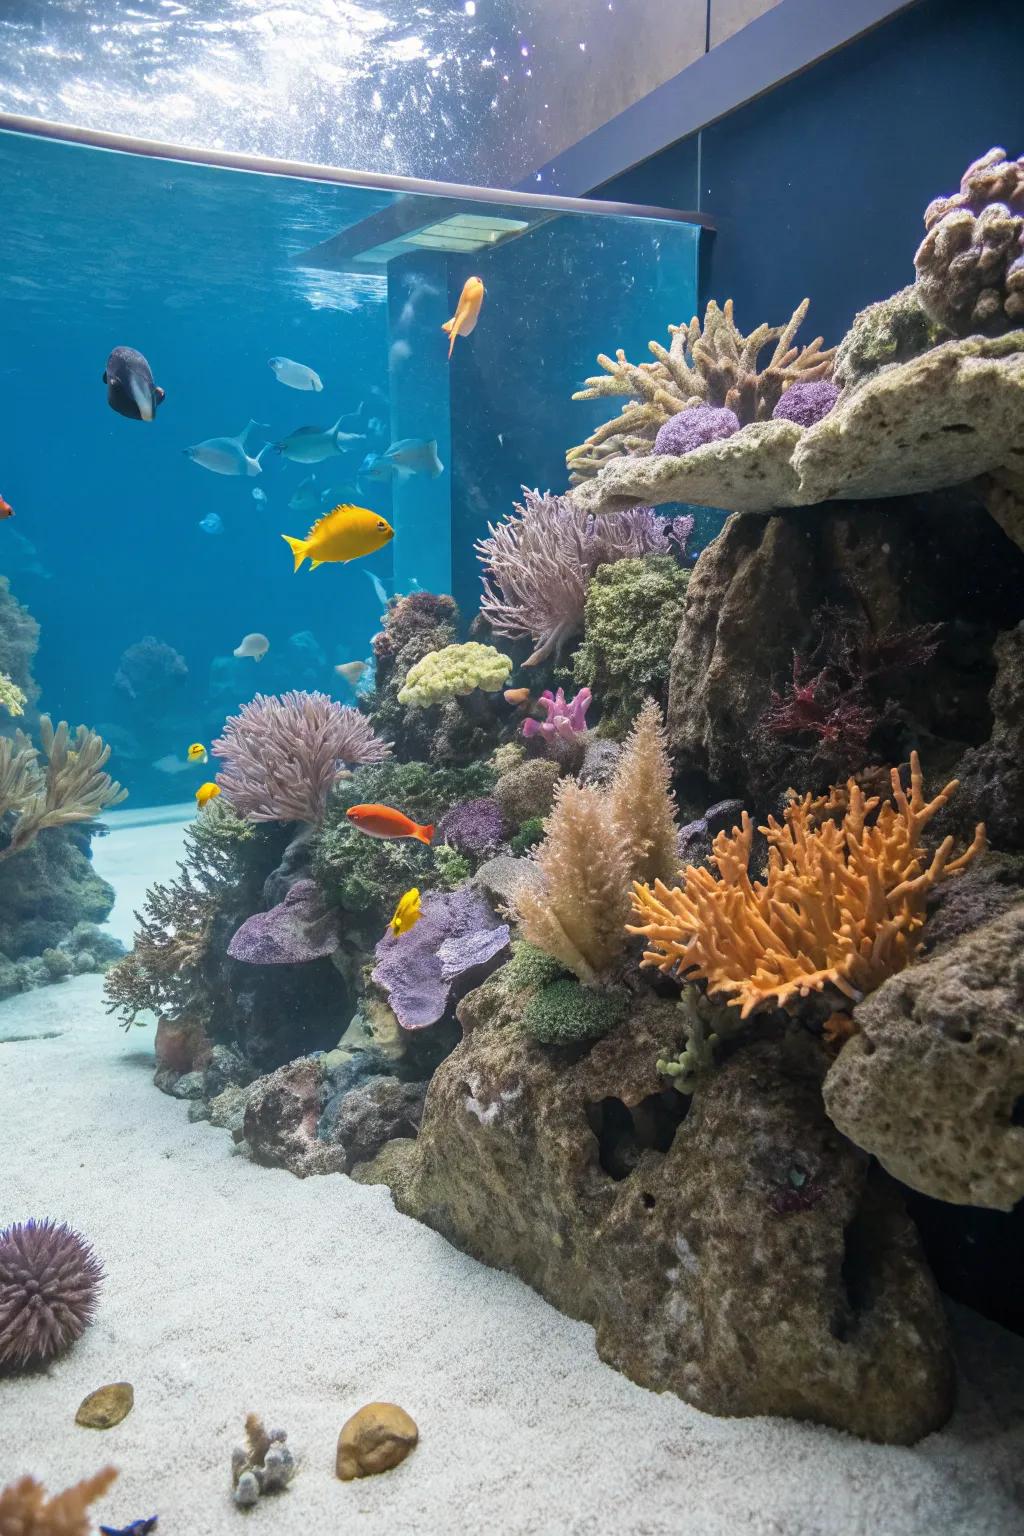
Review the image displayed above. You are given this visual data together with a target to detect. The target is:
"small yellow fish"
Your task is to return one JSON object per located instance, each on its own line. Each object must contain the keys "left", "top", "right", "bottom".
{"left": 187, "top": 742, "right": 208, "bottom": 764}
{"left": 195, "top": 782, "right": 221, "bottom": 808}
{"left": 390, "top": 887, "right": 423, "bottom": 936}
{"left": 442, "top": 276, "right": 485, "bottom": 359}
{"left": 281, "top": 504, "right": 394, "bottom": 573}
{"left": 335, "top": 660, "right": 367, "bottom": 688}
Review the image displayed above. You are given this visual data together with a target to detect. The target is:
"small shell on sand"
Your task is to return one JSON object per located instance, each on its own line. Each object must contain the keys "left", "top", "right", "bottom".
{"left": 336, "top": 1402, "right": 418, "bottom": 1480}
{"left": 75, "top": 1382, "right": 134, "bottom": 1429}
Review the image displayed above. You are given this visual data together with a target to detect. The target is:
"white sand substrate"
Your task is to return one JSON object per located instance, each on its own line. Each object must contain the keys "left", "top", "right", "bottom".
{"left": 1, "top": 813, "right": 1023, "bottom": 1535}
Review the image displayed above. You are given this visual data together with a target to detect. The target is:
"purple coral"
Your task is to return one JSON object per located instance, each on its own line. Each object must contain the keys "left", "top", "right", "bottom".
{"left": 372, "top": 887, "right": 510, "bottom": 1030}
{"left": 213, "top": 691, "right": 390, "bottom": 824}
{"left": 476, "top": 487, "right": 672, "bottom": 667}
{"left": 669, "top": 513, "right": 695, "bottom": 558}
{"left": 436, "top": 797, "right": 508, "bottom": 857}
{"left": 522, "top": 687, "right": 591, "bottom": 743}
{"left": 227, "top": 879, "right": 339, "bottom": 964}
{"left": 652, "top": 405, "right": 740, "bottom": 456}
{"left": 772, "top": 379, "right": 839, "bottom": 426}
{"left": 0, "top": 1219, "right": 103, "bottom": 1370}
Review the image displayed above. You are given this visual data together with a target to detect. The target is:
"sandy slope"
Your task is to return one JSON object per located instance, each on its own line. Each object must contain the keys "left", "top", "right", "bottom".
{"left": 0, "top": 816, "right": 1022, "bottom": 1535}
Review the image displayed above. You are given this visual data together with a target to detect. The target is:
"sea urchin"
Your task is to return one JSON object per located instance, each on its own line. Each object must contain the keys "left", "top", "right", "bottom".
{"left": 0, "top": 1218, "right": 103, "bottom": 1370}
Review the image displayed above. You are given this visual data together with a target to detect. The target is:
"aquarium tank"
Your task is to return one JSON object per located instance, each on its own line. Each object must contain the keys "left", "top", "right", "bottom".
{"left": 1, "top": 9, "right": 1024, "bottom": 1536}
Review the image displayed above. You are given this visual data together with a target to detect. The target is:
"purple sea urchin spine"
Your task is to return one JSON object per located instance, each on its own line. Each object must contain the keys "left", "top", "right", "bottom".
{"left": 0, "top": 1218, "right": 103, "bottom": 1370}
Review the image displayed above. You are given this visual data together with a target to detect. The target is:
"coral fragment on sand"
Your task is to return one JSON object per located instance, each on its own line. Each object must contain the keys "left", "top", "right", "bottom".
{"left": 629, "top": 754, "right": 984, "bottom": 1017}
{"left": 231, "top": 1413, "right": 295, "bottom": 1507}
{"left": 0, "top": 1467, "right": 118, "bottom": 1535}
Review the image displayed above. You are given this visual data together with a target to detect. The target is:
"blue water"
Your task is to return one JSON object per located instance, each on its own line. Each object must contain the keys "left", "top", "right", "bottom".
{"left": 0, "top": 127, "right": 698, "bottom": 804}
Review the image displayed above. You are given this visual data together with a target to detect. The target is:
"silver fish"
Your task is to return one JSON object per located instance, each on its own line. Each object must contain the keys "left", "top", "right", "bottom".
{"left": 185, "top": 420, "right": 270, "bottom": 477}
{"left": 382, "top": 438, "right": 444, "bottom": 478}
{"left": 275, "top": 415, "right": 364, "bottom": 464}
{"left": 269, "top": 356, "right": 323, "bottom": 391}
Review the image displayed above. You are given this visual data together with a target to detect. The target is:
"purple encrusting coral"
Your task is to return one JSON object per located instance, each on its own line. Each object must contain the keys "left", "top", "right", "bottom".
{"left": 653, "top": 405, "right": 740, "bottom": 456}
{"left": 372, "top": 887, "right": 510, "bottom": 1030}
{"left": 436, "top": 797, "right": 508, "bottom": 857}
{"left": 476, "top": 487, "right": 674, "bottom": 667}
{"left": 227, "top": 879, "right": 339, "bottom": 965}
{"left": 523, "top": 687, "right": 592, "bottom": 743}
{"left": 0, "top": 1218, "right": 103, "bottom": 1370}
{"left": 772, "top": 379, "right": 840, "bottom": 426}
{"left": 214, "top": 691, "right": 390, "bottom": 824}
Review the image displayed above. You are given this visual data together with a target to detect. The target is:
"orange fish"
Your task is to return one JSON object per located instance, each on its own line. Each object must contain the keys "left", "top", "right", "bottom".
{"left": 0, "top": 493, "right": 13, "bottom": 520}
{"left": 504, "top": 687, "right": 530, "bottom": 705}
{"left": 442, "top": 276, "right": 485, "bottom": 359}
{"left": 346, "top": 803, "right": 434, "bottom": 844}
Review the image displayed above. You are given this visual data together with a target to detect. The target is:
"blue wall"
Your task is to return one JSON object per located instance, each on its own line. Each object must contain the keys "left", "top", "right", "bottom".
{"left": 594, "top": 0, "right": 1024, "bottom": 345}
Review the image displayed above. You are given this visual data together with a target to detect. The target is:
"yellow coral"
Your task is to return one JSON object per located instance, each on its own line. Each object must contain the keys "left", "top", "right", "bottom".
{"left": 398, "top": 642, "right": 513, "bottom": 708}
{"left": 0, "top": 672, "right": 26, "bottom": 717}
{"left": 628, "top": 753, "right": 984, "bottom": 1018}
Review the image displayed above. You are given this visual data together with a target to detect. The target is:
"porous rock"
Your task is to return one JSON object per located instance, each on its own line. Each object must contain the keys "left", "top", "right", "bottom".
{"left": 75, "top": 1381, "right": 134, "bottom": 1429}
{"left": 359, "top": 974, "right": 953, "bottom": 1444}
{"left": 336, "top": 1402, "right": 418, "bottom": 1480}
{"left": 950, "top": 622, "right": 1024, "bottom": 849}
{"left": 242, "top": 1058, "right": 346, "bottom": 1177}
{"left": 823, "top": 905, "right": 1024, "bottom": 1211}
{"left": 473, "top": 854, "right": 544, "bottom": 914}
{"left": 319, "top": 1074, "right": 428, "bottom": 1171}
{"left": 573, "top": 334, "right": 1024, "bottom": 521}
{"left": 492, "top": 758, "right": 560, "bottom": 824}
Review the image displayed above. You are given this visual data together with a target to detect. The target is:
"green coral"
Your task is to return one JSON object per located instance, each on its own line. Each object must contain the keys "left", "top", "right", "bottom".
{"left": 0, "top": 672, "right": 26, "bottom": 717}
{"left": 574, "top": 556, "right": 689, "bottom": 737}
{"left": 493, "top": 758, "right": 561, "bottom": 826}
{"left": 398, "top": 642, "right": 513, "bottom": 708}
{"left": 522, "top": 977, "right": 628, "bottom": 1046}
{"left": 311, "top": 759, "right": 495, "bottom": 924}
{"left": 656, "top": 987, "right": 738, "bottom": 1094}
{"left": 501, "top": 939, "right": 566, "bottom": 995}
{"left": 509, "top": 817, "right": 545, "bottom": 855}
{"left": 432, "top": 842, "right": 472, "bottom": 889}
{"left": 833, "top": 284, "right": 946, "bottom": 391}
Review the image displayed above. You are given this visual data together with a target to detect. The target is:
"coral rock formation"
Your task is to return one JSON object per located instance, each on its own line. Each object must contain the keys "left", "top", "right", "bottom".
{"left": 227, "top": 878, "right": 339, "bottom": 964}
{"left": 823, "top": 904, "right": 1024, "bottom": 1210}
{"left": 372, "top": 887, "right": 510, "bottom": 1030}
{"left": 914, "top": 146, "right": 1024, "bottom": 337}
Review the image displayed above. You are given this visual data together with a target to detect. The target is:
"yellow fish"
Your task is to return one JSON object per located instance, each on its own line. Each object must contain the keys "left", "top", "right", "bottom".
{"left": 187, "top": 742, "right": 208, "bottom": 764}
{"left": 195, "top": 782, "right": 221, "bottom": 808}
{"left": 442, "top": 276, "right": 485, "bottom": 359}
{"left": 281, "top": 503, "right": 394, "bottom": 573}
{"left": 389, "top": 886, "right": 423, "bottom": 937}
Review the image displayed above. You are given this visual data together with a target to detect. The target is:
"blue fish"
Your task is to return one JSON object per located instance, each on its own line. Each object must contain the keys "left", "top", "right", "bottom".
{"left": 100, "top": 1520, "right": 158, "bottom": 1536}
{"left": 198, "top": 512, "right": 223, "bottom": 535}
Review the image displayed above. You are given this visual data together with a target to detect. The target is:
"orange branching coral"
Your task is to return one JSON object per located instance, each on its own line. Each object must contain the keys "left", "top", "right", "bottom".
{"left": 628, "top": 753, "right": 985, "bottom": 1018}
{"left": 0, "top": 1467, "right": 117, "bottom": 1536}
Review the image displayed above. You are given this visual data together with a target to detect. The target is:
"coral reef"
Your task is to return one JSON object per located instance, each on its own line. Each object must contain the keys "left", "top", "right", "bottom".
{"left": 476, "top": 487, "right": 673, "bottom": 665}
{"left": 231, "top": 1414, "right": 296, "bottom": 1507}
{"left": 227, "top": 878, "right": 339, "bottom": 964}
{"left": 398, "top": 642, "right": 512, "bottom": 707}
{"left": 214, "top": 691, "right": 390, "bottom": 824}
{"left": 372, "top": 887, "right": 510, "bottom": 1030}
{"left": 0, "top": 1218, "right": 103, "bottom": 1370}
{"left": 0, "top": 716, "right": 126, "bottom": 863}
{"left": 771, "top": 377, "right": 839, "bottom": 426}
{"left": 567, "top": 297, "right": 834, "bottom": 480}
{"left": 823, "top": 904, "right": 1024, "bottom": 1210}
{"left": 630, "top": 754, "right": 984, "bottom": 1018}
{"left": 914, "top": 146, "right": 1024, "bottom": 336}
{"left": 365, "top": 591, "right": 460, "bottom": 759}
{"left": 573, "top": 556, "right": 689, "bottom": 737}
{"left": 359, "top": 980, "right": 951, "bottom": 1443}
{"left": 492, "top": 758, "right": 560, "bottom": 825}
{"left": 113, "top": 634, "right": 187, "bottom": 714}
{"left": 0, "top": 673, "right": 26, "bottom": 717}
{"left": 0, "top": 1467, "right": 118, "bottom": 1535}
{"left": 832, "top": 284, "right": 942, "bottom": 390}
{"left": 0, "top": 576, "right": 40, "bottom": 736}
{"left": 0, "top": 833, "right": 119, "bottom": 990}
{"left": 435, "top": 797, "right": 507, "bottom": 858}
{"left": 336, "top": 1403, "right": 419, "bottom": 1481}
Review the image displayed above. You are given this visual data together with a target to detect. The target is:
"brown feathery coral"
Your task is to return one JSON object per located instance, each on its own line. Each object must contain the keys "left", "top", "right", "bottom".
{"left": 515, "top": 777, "right": 632, "bottom": 986}
{"left": 567, "top": 298, "right": 835, "bottom": 481}
{"left": 0, "top": 716, "right": 126, "bottom": 863}
{"left": 628, "top": 753, "right": 985, "bottom": 1018}
{"left": 0, "top": 1219, "right": 103, "bottom": 1370}
{"left": 0, "top": 1467, "right": 117, "bottom": 1536}
{"left": 914, "top": 147, "right": 1024, "bottom": 336}
{"left": 607, "top": 698, "right": 678, "bottom": 887}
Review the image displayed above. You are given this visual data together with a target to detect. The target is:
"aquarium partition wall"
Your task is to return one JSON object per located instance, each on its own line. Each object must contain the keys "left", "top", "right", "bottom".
{"left": 0, "top": 117, "right": 706, "bottom": 806}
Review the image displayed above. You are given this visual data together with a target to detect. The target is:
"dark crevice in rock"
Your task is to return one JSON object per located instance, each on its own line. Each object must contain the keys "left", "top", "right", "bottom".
{"left": 586, "top": 1091, "right": 688, "bottom": 1181}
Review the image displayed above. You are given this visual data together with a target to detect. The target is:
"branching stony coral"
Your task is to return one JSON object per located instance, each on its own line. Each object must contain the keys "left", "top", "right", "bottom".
{"left": 214, "top": 690, "right": 391, "bottom": 824}
{"left": 629, "top": 753, "right": 985, "bottom": 1018}
{"left": 914, "top": 146, "right": 1024, "bottom": 336}
{"left": 567, "top": 298, "right": 835, "bottom": 481}
{"left": 476, "top": 487, "right": 674, "bottom": 666}
{"left": 0, "top": 716, "right": 127, "bottom": 864}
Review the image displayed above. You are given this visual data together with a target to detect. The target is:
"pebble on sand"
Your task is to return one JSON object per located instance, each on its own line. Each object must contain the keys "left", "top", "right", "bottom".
{"left": 336, "top": 1402, "right": 419, "bottom": 1480}
{"left": 75, "top": 1382, "right": 134, "bottom": 1429}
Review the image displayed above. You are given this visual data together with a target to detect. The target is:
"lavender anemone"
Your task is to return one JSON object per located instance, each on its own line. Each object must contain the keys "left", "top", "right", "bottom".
{"left": 0, "top": 1219, "right": 103, "bottom": 1370}
{"left": 213, "top": 691, "right": 391, "bottom": 824}
{"left": 476, "top": 487, "right": 674, "bottom": 667}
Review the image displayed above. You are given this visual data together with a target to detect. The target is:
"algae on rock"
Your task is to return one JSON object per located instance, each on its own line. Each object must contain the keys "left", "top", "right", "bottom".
{"left": 573, "top": 556, "right": 689, "bottom": 738}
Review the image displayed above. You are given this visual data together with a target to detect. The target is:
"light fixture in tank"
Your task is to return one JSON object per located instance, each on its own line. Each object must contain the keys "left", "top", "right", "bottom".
{"left": 404, "top": 213, "right": 530, "bottom": 251}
